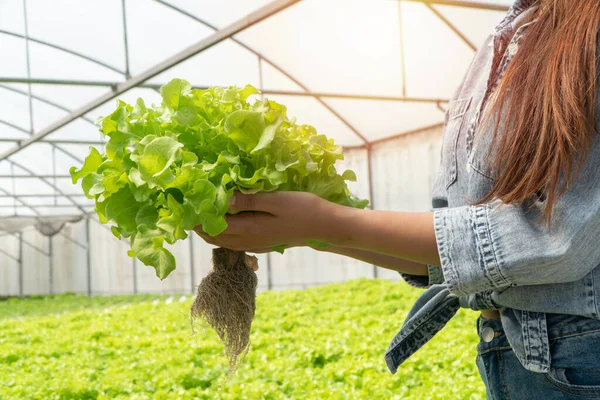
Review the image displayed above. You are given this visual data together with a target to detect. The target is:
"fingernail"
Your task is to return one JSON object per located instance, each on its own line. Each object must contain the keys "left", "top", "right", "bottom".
{"left": 228, "top": 195, "right": 236, "bottom": 207}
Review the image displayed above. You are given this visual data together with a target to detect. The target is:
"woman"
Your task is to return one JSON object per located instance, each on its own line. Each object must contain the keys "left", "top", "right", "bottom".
{"left": 195, "top": 0, "right": 600, "bottom": 398}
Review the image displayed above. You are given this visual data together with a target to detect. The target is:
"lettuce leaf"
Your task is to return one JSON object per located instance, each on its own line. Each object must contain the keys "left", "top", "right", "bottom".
{"left": 71, "top": 78, "right": 368, "bottom": 280}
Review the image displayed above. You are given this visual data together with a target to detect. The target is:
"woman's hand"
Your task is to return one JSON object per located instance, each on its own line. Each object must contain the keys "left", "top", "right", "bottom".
{"left": 193, "top": 191, "right": 440, "bottom": 270}
{"left": 194, "top": 191, "right": 337, "bottom": 253}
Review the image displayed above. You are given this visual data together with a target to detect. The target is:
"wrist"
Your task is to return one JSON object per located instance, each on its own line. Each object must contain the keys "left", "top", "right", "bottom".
{"left": 313, "top": 200, "right": 357, "bottom": 246}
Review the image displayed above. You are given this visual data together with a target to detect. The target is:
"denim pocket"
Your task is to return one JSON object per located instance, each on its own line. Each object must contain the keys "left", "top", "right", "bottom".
{"left": 544, "top": 367, "right": 600, "bottom": 397}
{"left": 467, "top": 126, "right": 496, "bottom": 182}
{"left": 442, "top": 98, "right": 471, "bottom": 189}
{"left": 466, "top": 99, "right": 501, "bottom": 183}
{"left": 543, "top": 330, "right": 600, "bottom": 397}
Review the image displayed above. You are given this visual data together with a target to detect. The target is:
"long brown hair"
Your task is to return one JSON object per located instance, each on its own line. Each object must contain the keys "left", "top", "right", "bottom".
{"left": 478, "top": 0, "right": 600, "bottom": 225}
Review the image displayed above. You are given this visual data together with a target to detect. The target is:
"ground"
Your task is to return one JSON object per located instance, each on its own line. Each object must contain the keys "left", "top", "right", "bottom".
{"left": 0, "top": 278, "right": 484, "bottom": 399}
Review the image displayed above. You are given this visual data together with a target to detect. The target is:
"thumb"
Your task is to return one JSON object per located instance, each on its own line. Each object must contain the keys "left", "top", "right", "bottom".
{"left": 228, "top": 192, "right": 280, "bottom": 213}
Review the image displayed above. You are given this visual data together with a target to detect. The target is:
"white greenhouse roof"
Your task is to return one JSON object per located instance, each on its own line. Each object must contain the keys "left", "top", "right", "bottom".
{"left": 0, "top": 0, "right": 512, "bottom": 218}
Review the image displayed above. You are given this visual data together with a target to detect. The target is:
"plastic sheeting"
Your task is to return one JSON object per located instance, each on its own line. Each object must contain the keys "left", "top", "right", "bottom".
{"left": 0, "top": 125, "right": 443, "bottom": 296}
{"left": 0, "top": 0, "right": 511, "bottom": 218}
{"left": 0, "top": 0, "right": 512, "bottom": 295}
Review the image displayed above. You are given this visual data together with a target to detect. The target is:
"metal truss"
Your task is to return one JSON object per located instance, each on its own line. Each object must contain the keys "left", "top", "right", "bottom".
{"left": 153, "top": 0, "right": 369, "bottom": 146}
{"left": 0, "top": 78, "right": 451, "bottom": 104}
{"left": 344, "top": 122, "right": 445, "bottom": 150}
{"left": 0, "top": 30, "right": 125, "bottom": 75}
{"left": 0, "top": 0, "right": 302, "bottom": 164}
{"left": 0, "top": 0, "right": 302, "bottom": 219}
{"left": 0, "top": 0, "right": 509, "bottom": 222}
{"left": 403, "top": 0, "right": 509, "bottom": 11}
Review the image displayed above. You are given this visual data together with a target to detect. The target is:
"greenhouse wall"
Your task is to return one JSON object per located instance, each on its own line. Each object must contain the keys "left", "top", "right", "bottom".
{"left": 0, "top": 125, "right": 443, "bottom": 297}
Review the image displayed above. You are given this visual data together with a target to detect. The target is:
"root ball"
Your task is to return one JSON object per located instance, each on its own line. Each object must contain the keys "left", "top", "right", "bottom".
{"left": 191, "top": 247, "right": 258, "bottom": 380}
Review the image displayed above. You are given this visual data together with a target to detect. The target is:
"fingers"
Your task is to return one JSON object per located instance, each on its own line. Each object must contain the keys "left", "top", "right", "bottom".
{"left": 192, "top": 228, "right": 277, "bottom": 254}
{"left": 222, "top": 212, "right": 275, "bottom": 235}
{"left": 244, "top": 254, "right": 259, "bottom": 271}
{"left": 245, "top": 248, "right": 270, "bottom": 254}
{"left": 193, "top": 226, "right": 224, "bottom": 246}
{"left": 228, "top": 192, "right": 282, "bottom": 214}
{"left": 194, "top": 225, "right": 246, "bottom": 251}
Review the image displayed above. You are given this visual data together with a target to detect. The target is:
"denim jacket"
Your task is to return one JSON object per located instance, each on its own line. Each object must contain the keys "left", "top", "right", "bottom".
{"left": 386, "top": 0, "right": 600, "bottom": 375}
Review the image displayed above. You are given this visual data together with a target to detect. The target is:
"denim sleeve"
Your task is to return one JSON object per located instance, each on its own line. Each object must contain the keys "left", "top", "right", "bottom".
{"left": 435, "top": 137, "right": 600, "bottom": 296}
{"left": 399, "top": 131, "right": 451, "bottom": 290}
{"left": 398, "top": 265, "right": 444, "bottom": 289}
{"left": 399, "top": 200, "right": 446, "bottom": 289}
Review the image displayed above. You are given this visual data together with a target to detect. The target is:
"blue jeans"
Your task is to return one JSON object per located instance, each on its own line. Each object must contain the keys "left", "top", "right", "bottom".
{"left": 476, "top": 314, "right": 600, "bottom": 399}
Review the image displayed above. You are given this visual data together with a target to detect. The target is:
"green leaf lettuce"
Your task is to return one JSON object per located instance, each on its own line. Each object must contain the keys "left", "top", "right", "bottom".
{"left": 71, "top": 78, "right": 368, "bottom": 280}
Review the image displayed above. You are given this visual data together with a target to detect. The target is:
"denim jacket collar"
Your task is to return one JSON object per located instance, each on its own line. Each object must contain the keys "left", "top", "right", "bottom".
{"left": 495, "top": 0, "right": 537, "bottom": 34}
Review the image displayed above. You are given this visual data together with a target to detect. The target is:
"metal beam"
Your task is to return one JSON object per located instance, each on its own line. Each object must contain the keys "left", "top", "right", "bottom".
{"left": 52, "top": 145, "right": 57, "bottom": 206}
{"left": 46, "top": 140, "right": 105, "bottom": 146}
{"left": 0, "top": 205, "right": 91, "bottom": 209}
{"left": 6, "top": 160, "right": 88, "bottom": 214}
{"left": 10, "top": 161, "right": 17, "bottom": 215}
{"left": 0, "top": 95, "right": 87, "bottom": 167}
{"left": 0, "top": 219, "right": 89, "bottom": 272}
{"left": 155, "top": 0, "right": 369, "bottom": 145}
{"left": 189, "top": 236, "right": 195, "bottom": 295}
{"left": 9, "top": 4, "right": 83, "bottom": 192}
{"left": 52, "top": 143, "right": 84, "bottom": 165}
{"left": 18, "top": 232, "right": 23, "bottom": 297}
{"left": 15, "top": 222, "right": 88, "bottom": 251}
{"left": 343, "top": 122, "right": 445, "bottom": 150}
{"left": 121, "top": 0, "right": 131, "bottom": 78}
{"left": 0, "top": 119, "right": 29, "bottom": 134}
{"left": 56, "top": 231, "right": 88, "bottom": 250}
{"left": 398, "top": 2, "right": 408, "bottom": 97}
{"left": 0, "top": 194, "right": 87, "bottom": 198}
{"left": 6, "top": 231, "right": 50, "bottom": 256}
{"left": 0, "top": 77, "right": 123, "bottom": 87}
{"left": 371, "top": 122, "right": 445, "bottom": 146}
{"left": 0, "top": 83, "right": 96, "bottom": 126}
{"left": 0, "top": 138, "right": 105, "bottom": 146}
{"left": 0, "top": 186, "right": 88, "bottom": 253}
{"left": 254, "top": 90, "right": 448, "bottom": 104}
{"left": 0, "top": 30, "right": 125, "bottom": 75}
{"left": 426, "top": 4, "right": 476, "bottom": 52}
{"left": 0, "top": 183, "right": 42, "bottom": 218}
{"left": 0, "top": 181, "right": 123, "bottom": 249}
{"left": 366, "top": 145, "right": 379, "bottom": 279}
{"left": 0, "top": 78, "right": 450, "bottom": 104}
{"left": 48, "top": 235, "right": 54, "bottom": 294}
{"left": 22, "top": 0, "right": 34, "bottom": 135}
{"left": 0, "top": 213, "right": 90, "bottom": 219}
{"left": 0, "top": 246, "right": 19, "bottom": 263}
{"left": 257, "top": 54, "right": 274, "bottom": 291}
{"left": 132, "top": 257, "right": 138, "bottom": 295}
{"left": 401, "top": 0, "right": 509, "bottom": 11}
{"left": 437, "top": 101, "right": 447, "bottom": 114}
{"left": 85, "top": 217, "right": 92, "bottom": 296}
{"left": 0, "top": 175, "right": 73, "bottom": 179}
{"left": 0, "top": 85, "right": 101, "bottom": 165}
{"left": 0, "top": 0, "right": 301, "bottom": 163}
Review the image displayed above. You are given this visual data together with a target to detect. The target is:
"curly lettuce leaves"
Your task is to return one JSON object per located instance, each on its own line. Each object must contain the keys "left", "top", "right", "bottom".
{"left": 71, "top": 78, "right": 368, "bottom": 280}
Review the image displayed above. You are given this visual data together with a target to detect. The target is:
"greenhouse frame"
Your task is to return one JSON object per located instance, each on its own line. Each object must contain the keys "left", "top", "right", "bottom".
{"left": 0, "top": 0, "right": 512, "bottom": 297}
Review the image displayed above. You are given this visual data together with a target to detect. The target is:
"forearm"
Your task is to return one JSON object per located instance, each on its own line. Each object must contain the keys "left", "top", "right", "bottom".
{"left": 320, "top": 206, "right": 441, "bottom": 267}
{"left": 315, "top": 245, "right": 428, "bottom": 276}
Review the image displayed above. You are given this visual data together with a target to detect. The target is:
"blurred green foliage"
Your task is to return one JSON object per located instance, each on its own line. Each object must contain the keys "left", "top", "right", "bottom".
{"left": 0, "top": 278, "right": 484, "bottom": 399}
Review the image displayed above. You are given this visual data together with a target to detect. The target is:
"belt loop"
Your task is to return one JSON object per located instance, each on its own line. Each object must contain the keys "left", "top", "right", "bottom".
{"left": 520, "top": 311, "right": 551, "bottom": 373}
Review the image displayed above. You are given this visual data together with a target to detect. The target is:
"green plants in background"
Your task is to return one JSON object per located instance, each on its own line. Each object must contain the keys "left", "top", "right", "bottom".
{"left": 0, "top": 279, "right": 485, "bottom": 400}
